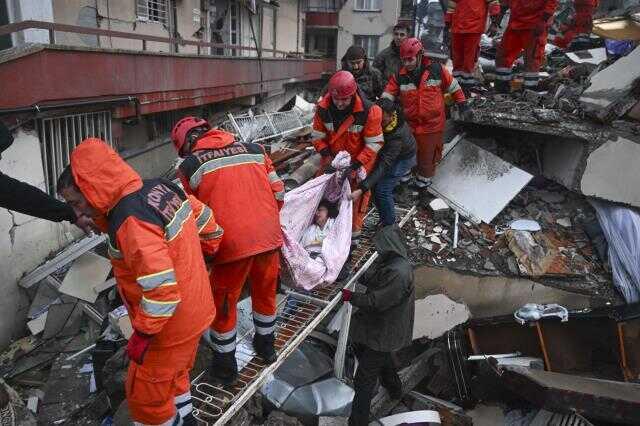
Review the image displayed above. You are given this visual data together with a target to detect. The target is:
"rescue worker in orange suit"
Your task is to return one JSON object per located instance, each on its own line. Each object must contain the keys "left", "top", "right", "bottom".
{"left": 549, "top": 0, "right": 598, "bottom": 50}
{"left": 445, "top": 0, "right": 501, "bottom": 92}
{"left": 57, "top": 138, "right": 221, "bottom": 426}
{"left": 494, "top": 0, "right": 558, "bottom": 92}
{"left": 381, "top": 38, "right": 468, "bottom": 192}
{"left": 171, "top": 117, "right": 284, "bottom": 385}
{"left": 311, "top": 71, "right": 384, "bottom": 239}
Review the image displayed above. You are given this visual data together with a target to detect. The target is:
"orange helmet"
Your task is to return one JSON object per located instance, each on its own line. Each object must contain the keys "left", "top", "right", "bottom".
{"left": 328, "top": 70, "right": 357, "bottom": 99}
{"left": 171, "top": 116, "right": 210, "bottom": 154}
{"left": 400, "top": 37, "right": 423, "bottom": 59}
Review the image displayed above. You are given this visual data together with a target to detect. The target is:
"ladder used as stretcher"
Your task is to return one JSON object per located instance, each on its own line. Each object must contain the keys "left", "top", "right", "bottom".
{"left": 191, "top": 206, "right": 417, "bottom": 425}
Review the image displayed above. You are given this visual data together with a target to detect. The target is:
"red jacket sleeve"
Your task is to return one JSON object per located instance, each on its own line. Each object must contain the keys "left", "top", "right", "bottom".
{"left": 543, "top": 0, "right": 558, "bottom": 18}
{"left": 116, "top": 217, "right": 181, "bottom": 336}
{"left": 311, "top": 111, "right": 330, "bottom": 154}
{"left": 441, "top": 67, "right": 466, "bottom": 104}
{"left": 261, "top": 146, "right": 285, "bottom": 209}
{"left": 356, "top": 105, "right": 384, "bottom": 172}
{"left": 188, "top": 195, "right": 223, "bottom": 256}
{"left": 381, "top": 73, "right": 400, "bottom": 101}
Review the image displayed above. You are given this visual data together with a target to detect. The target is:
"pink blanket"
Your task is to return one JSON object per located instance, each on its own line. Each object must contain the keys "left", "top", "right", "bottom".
{"left": 280, "top": 152, "right": 353, "bottom": 290}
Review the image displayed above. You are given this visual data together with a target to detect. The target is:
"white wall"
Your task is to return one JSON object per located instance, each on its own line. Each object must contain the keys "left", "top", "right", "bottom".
{"left": 8, "top": 0, "right": 54, "bottom": 44}
{"left": 0, "top": 129, "right": 76, "bottom": 350}
{"left": 337, "top": 0, "right": 399, "bottom": 64}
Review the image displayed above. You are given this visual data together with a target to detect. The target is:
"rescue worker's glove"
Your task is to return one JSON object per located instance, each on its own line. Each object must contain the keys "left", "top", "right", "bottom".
{"left": 319, "top": 147, "right": 332, "bottom": 157}
{"left": 126, "top": 331, "right": 153, "bottom": 364}
{"left": 324, "top": 165, "right": 337, "bottom": 174}
{"left": 350, "top": 160, "right": 367, "bottom": 183}
{"left": 342, "top": 288, "right": 353, "bottom": 302}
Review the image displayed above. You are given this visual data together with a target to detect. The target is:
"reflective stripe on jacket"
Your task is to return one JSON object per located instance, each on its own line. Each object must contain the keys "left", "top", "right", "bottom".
{"left": 310, "top": 93, "right": 384, "bottom": 172}
{"left": 178, "top": 129, "right": 283, "bottom": 264}
{"left": 382, "top": 58, "right": 466, "bottom": 134}
{"left": 70, "top": 139, "right": 216, "bottom": 348}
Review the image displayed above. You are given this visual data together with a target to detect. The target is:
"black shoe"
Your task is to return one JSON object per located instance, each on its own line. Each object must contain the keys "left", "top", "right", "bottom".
{"left": 210, "top": 350, "right": 238, "bottom": 386}
{"left": 181, "top": 412, "right": 198, "bottom": 426}
{"left": 253, "top": 333, "right": 277, "bottom": 364}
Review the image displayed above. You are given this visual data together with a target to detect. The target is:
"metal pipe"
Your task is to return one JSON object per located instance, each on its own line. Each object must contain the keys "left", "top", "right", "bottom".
{"left": 468, "top": 352, "right": 522, "bottom": 361}
{"left": 453, "top": 211, "right": 460, "bottom": 249}
{"left": 0, "top": 96, "right": 137, "bottom": 117}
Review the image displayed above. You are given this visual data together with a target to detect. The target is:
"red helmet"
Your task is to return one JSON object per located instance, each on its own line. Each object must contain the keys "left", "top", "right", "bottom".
{"left": 400, "top": 37, "right": 423, "bottom": 59}
{"left": 171, "top": 116, "right": 210, "bottom": 153}
{"left": 328, "top": 70, "right": 357, "bottom": 99}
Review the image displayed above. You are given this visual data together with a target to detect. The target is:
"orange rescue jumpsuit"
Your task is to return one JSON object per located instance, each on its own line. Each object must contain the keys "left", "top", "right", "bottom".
{"left": 311, "top": 92, "right": 384, "bottom": 234}
{"left": 382, "top": 57, "right": 466, "bottom": 185}
{"left": 69, "top": 139, "right": 221, "bottom": 425}
{"left": 177, "top": 130, "right": 284, "bottom": 354}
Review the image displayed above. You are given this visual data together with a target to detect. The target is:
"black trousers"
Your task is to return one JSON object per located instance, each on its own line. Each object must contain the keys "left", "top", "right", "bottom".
{"left": 349, "top": 345, "right": 402, "bottom": 426}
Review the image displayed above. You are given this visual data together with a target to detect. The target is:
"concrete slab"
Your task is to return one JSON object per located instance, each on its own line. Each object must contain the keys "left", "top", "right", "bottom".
{"left": 413, "top": 266, "right": 596, "bottom": 319}
{"left": 58, "top": 252, "right": 112, "bottom": 303}
{"left": 413, "top": 294, "right": 471, "bottom": 340}
{"left": 581, "top": 135, "right": 640, "bottom": 208}
{"left": 580, "top": 45, "right": 640, "bottom": 121}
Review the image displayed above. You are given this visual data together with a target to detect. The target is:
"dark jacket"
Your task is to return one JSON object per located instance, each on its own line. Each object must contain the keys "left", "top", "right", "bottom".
{"left": 350, "top": 225, "right": 415, "bottom": 352}
{"left": 0, "top": 123, "right": 76, "bottom": 223}
{"left": 373, "top": 42, "right": 402, "bottom": 81}
{"left": 323, "top": 57, "right": 386, "bottom": 102}
{"left": 359, "top": 120, "right": 416, "bottom": 192}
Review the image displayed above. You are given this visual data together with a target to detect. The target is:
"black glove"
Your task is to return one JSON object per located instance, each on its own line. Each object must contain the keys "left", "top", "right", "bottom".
{"left": 350, "top": 160, "right": 362, "bottom": 171}
{"left": 324, "top": 165, "right": 337, "bottom": 174}
{"left": 319, "top": 147, "right": 332, "bottom": 157}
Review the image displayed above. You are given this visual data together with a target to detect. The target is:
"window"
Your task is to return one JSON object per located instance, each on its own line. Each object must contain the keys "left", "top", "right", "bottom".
{"left": 228, "top": 2, "right": 241, "bottom": 56}
{"left": 136, "top": 0, "right": 169, "bottom": 25}
{"left": 304, "top": 0, "right": 339, "bottom": 12}
{"left": 38, "top": 111, "right": 113, "bottom": 195}
{"left": 354, "top": 0, "right": 382, "bottom": 11}
{"left": 354, "top": 35, "right": 379, "bottom": 59}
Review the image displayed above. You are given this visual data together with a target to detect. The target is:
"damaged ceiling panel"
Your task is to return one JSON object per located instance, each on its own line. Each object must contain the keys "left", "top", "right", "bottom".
{"left": 429, "top": 138, "right": 533, "bottom": 224}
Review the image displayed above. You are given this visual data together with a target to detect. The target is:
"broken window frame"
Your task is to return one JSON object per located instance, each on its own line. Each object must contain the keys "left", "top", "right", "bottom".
{"left": 354, "top": 34, "right": 379, "bottom": 59}
{"left": 37, "top": 111, "right": 114, "bottom": 196}
{"left": 354, "top": 0, "right": 382, "bottom": 12}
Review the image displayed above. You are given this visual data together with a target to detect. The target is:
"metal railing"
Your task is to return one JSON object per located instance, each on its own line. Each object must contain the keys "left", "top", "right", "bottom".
{"left": 0, "top": 20, "right": 296, "bottom": 58}
{"left": 222, "top": 110, "right": 310, "bottom": 144}
{"left": 191, "top": 206, "right": 417, "bottom": 425}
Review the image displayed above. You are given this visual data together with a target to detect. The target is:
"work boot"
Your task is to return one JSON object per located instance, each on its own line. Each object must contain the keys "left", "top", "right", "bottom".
{"left": 494, "top": 79, "right": 510, "bottom": 94}
{"left": 381, "top": 370, "right": 403, "bottom": 400}
{"left": 253, "top": 333, "right": 277, "bottom": 364}
{"left": 209, "top": 350, "right": 238, "bottom": 386}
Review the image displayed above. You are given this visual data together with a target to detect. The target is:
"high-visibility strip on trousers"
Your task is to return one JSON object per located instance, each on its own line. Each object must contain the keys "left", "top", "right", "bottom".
{"left": 495, "top": 27, "right": 548, "bottom": 85}
{"left": 414, "top": 132, "right": 444, "bottom": 180}
{"left": 126, "top": 335, "right": 200, "bottom": 425}
{"left": 210, "top": 249, "right": 280, "bottom": 349}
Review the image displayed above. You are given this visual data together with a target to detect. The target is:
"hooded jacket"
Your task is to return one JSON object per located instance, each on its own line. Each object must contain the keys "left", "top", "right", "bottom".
{"left": 177, "top": 129, "right": 284, "bottom": 264}
{"left": 0, "top": 122, "right": 76, "bottom": 223}
{"left": 359, "top": 119, "right": 416, "bottom": 192}
{"left": 374, "top": 42, "right": 403, "bottom": 81}
{"left": 70, "top": 139, "right": 219, "bottom": 347}
{"left": 350, "top": 225, "right": 415, "bottom": 352}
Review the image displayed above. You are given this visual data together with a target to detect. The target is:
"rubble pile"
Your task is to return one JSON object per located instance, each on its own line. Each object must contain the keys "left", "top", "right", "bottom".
{"left": 402, "top": 182, "right": 616, "bottom": 301}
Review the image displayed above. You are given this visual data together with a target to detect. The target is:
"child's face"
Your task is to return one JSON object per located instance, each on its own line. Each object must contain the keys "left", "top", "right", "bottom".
{"left": 315, "top": 206, "right": 329, "bottom": 225}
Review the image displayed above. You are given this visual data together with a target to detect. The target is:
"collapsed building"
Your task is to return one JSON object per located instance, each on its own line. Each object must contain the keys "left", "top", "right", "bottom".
{"left": 2, "top": 2, "right": 640, "bottom": 426}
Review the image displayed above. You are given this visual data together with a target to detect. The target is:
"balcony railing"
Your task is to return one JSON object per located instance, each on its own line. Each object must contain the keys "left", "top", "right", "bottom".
{"left": 0, "top": 20, "right": 298, "bottom": 58}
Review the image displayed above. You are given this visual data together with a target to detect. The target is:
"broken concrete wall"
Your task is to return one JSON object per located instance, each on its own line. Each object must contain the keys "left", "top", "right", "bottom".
{"left": 0, "top": 129, "right": 77, "bottom": 350}
{"left": 581, "top": 135, "right": 640, "bottom": 207}
{"left": 413, "top": 266, "right": 596, "bottom": 319}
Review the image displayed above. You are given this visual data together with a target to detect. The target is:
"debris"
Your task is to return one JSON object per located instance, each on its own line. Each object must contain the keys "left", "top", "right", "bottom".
{"left": 505, "top": 230, "right": 563, "bottom": 276}
{"left": 580, "top": 45, "right": 640, "bottom": 122}
{"left": 278, "top": 378, "right": 354, "bottom": 417}
{"left": 499, "top": 365, "right": 640, "bottom": 424}
{"left": 556, "top": 217, "right": 572, "bottom": 228}
{"left": 592, "top": 15, "right": 640, "bottom": 41}
{"left": 429, "top": 198, "right": 450, "bottom": 220}
{"left": 513, "top": 303, "right": 569, "bottom": 325}
{"left": 376, "top": 410, "right": 441, "bottom": 425}
{"left": 108, "top": 306, "right": 133, "bottom": 339}
{"left": 57, "top": 252, "right": 111, "bottom": 303}
{"left": 26, "top": 313, "right": 48, "bottom": 336}
{"left": 428, "top": 137, "right": 533, "bottom": 224}
{"left": 413, "top": 295, "right": 471, "bottom": 340}
{"left": 42, "top": 303, "right": 83, "bottom": 340}
{"left": 565, "top": 48, "right": 607, "bottom": 65}
{"left": 509, "top": 219, "right": 541, "bottom": 232}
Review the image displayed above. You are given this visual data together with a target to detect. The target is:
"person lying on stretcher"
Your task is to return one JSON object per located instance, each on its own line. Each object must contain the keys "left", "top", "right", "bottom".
{"left": 300, "top": 199, "right": 339, "bottom": 258}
